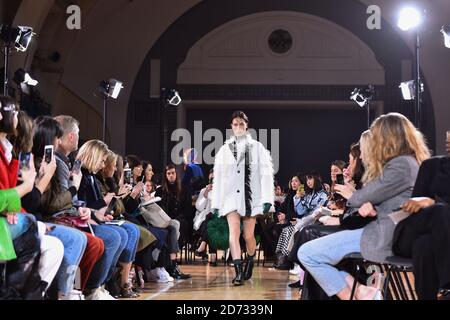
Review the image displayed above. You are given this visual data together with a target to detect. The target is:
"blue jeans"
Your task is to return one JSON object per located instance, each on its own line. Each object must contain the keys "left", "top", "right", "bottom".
{"left": 113, "top": 222, "right": 139, "bottom": 263}
{"left": 147, "top": 226, "right": 168, "bottom": 250}
{"left": 298, "top": 228, "right": 364, "bottom": 297}
{"left": 8, "top": 213, "right": 36, "bottom": 240}
{"left": 104, "top": 223, "right": 139, "bottom": 282}
{"left": 47, "top": 224, "right": 87, "bottom": 295}
{"left": 86, "top": 224, "right": 123, "bottom": 289}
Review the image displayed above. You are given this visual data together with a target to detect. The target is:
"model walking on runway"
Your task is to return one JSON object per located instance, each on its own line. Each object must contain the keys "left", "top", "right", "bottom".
{"left": 211, "top": 111, "right": 274, "bottom": 286}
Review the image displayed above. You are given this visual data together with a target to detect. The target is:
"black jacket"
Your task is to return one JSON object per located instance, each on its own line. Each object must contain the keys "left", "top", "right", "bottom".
{"left": 77, "top": 167, "right": 106, "bottom": 210}
{"left": 155, "top": 184, "right": 192, "bottom": 221}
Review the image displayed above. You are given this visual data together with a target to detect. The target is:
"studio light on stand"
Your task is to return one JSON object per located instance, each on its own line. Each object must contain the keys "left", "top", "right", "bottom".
{"left": 14, "top": 68, "right": 38, "bottom": 87}
{"left": 399, "top": 80, "right": 424, "bottom": 101}
{"left": 97, "top": 79, "right": 123, "bottom": 143}
{"left": 13, "top": 68, "right": 38, "bottom": 107}
{"left": 0, "top": 24, "right": 35, "bottom": 95}
{"left": 441, "top": 24, "right": 450, "bottom": 48}
{"left": 397, "top": 6, "right": 424, "bottom": 128}
{"left": 161, "top": 88, "right": 182, "bottom": 167}
{"left": 350, "top": 85, "right": 374, "bottom": 129}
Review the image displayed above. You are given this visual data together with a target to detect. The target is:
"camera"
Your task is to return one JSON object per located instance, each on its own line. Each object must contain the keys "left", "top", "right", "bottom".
{"left": 44, "top": 145, "right": 53, "bottom": 164}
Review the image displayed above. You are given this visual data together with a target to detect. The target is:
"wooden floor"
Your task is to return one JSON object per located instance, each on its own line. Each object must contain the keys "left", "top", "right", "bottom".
{"left": 130, "top": 263, "right": 301, "bottom": 300}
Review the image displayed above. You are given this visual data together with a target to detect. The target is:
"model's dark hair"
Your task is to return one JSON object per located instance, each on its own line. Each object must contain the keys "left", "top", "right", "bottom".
{"left": 231, "top": 111, "right": 249, "bottom": 125}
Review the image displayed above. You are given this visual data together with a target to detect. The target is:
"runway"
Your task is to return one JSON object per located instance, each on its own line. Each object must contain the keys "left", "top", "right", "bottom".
{"left": 129, "top": 263, "right": 301, "bottom": 300}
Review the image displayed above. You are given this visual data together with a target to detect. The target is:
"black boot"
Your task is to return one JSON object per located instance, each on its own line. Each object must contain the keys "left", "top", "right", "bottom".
{"left": 168, "top": 261, "right": 191, "bottom": 280}
{"left": 274, "top": 254, "right": 292, "bottom": 270}
{"left": 243, "top": 255, "right": 255, "bottom": 280}
{"left": 232, "top": 260, "right": 244, "bottom": 286}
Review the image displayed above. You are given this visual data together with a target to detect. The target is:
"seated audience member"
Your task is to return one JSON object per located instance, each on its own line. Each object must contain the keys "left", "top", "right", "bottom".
{"left": 155, "top": 164, "right": 193, "bottom": 279}
{"left": 76, "top": 140, "right": 140, "bottom": 298}
{"left": 273, "top": 172, "right": 327, "bottom": 270}
{"left": 270, "top": 174, "right": 303, "bottom": 267}
{"left": 288, "top": 136, "right": 367, "bottom": 293}
{"left": 193, "top": 169, "right": 218, "bottom": 266}
{"left": 97, "top": 151, "right": 160, "bottom": 286}
{"left": 0, "top": 97, "right": 63, "bottom": 300}
{"left": 298, "top": 113, "right": 430, "bottom": 300}
{"left": 393, "top": 131, "right": 450, "bottom": 300}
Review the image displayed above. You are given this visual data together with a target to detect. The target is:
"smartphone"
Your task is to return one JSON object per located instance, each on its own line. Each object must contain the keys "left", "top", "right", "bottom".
{"left": 44, "top": 145, "right": 53, "bottom": 164}
{"left": 124, "top": 168, "right": 132, "bottom": 184}
{"left": 72, "top": 159, "right": 82, "bottom": 175}
{"left": 106, "top": 197, "right": 118, "bottom": 216}
{"left": 336, "top": 174, "right": 345, "bottom": 185}
{"left": 18, "top": 152, "right": 31, "bottom": 171}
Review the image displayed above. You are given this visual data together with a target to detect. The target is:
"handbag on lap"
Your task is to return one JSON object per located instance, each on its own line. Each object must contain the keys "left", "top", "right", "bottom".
{"left": 139, "top": 203, "right": 172, "bottom": 228}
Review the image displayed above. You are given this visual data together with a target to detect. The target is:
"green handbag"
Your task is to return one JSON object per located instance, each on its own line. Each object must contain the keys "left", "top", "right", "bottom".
{"left": 0, "top": 216, "right": 17, "bottom": 261}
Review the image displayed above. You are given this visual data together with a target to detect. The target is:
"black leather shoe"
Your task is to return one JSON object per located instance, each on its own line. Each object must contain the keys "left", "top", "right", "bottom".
{"left": 274, "top": 254, "right": 292, "bottom": 270}
{"left": 243, "top": 257, "right": 255, "bottom": 280}
{"left": 209, "top": 261, "right": 218, "bottom": 267}
{"left": 439, "top": 290, "right": 450, "bottom": 300}
{"left": 288, "top": 280, "right": 303, "bottom": 288}
{"left": 169, "top": 262, "right": 191, "bottom": 280}
{"left": 232, "top": 264, "right": 244, "bottom": 286}
{"left": 195, "top": 250, "right": 208, "bottom": 259}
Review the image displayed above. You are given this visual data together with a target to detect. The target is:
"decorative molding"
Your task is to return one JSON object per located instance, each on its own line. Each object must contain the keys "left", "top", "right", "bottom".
{"left": 178, "top": 11, "right": 385, "bottom": 85}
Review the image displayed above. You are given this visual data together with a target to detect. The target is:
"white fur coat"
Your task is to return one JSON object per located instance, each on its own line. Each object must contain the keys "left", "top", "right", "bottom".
{"left": 211, "top": 134, "right": 274, "bottom": 217}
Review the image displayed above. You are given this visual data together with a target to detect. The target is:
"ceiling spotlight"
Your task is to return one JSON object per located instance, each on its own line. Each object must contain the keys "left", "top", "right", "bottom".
{"left": 397, "top": 7, "right": 423, "bottom": 31}
{"left": 399, "top": 80, "right": 424, "bottom": 100}
{"left": 350, "top": 85, "right": 374, "bottom": 108}
{"left": 13, "top": 69, "right": 38, "bottom": 86}
{"left": 98, "top": 79, "right": 123, "bottom": 99}
{"left": 0, "top": 24, "right": 35, "bottom": 52}
{"left": 441, "top": 24, "right": 450, "bottom": 48}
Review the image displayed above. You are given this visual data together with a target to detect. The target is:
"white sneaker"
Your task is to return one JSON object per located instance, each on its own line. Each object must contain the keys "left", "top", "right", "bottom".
{"left": 157, "top": 267, "right": 174, "bottom": 282}
{"left": 60, "top": 289, "right": 85, "bottom": 300}
{"left": 85, "top": 287, "right": 116, "bottom": 300}
{"left": 289, "top": 264, "right": 301, "bottom": 275}
{"left": 159, "top": 267, "right": 175, "bottom": 282}
{"left": 146, "top": 268, "right": 168, "bottom": 283}
{"left": 99, "top": 287, "right": 116, "bottom": 300}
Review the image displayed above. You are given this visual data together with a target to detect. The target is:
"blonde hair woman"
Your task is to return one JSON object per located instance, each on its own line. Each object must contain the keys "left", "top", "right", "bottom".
{"left": 76, "top": 140, "right": 141, "bottom": 299}
{"left": 298, "top": 113, "right": 430, "bottom": 300}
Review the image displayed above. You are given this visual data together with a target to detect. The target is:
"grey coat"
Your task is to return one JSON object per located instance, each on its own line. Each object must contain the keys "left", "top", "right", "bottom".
{"left": 347, "top": 155, "right": 420, "bottom": 263}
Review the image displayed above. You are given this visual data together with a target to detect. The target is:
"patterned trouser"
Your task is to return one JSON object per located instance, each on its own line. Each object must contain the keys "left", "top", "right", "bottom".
{"left": 275, "top": 225, "right": 296, "bottom": 256}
